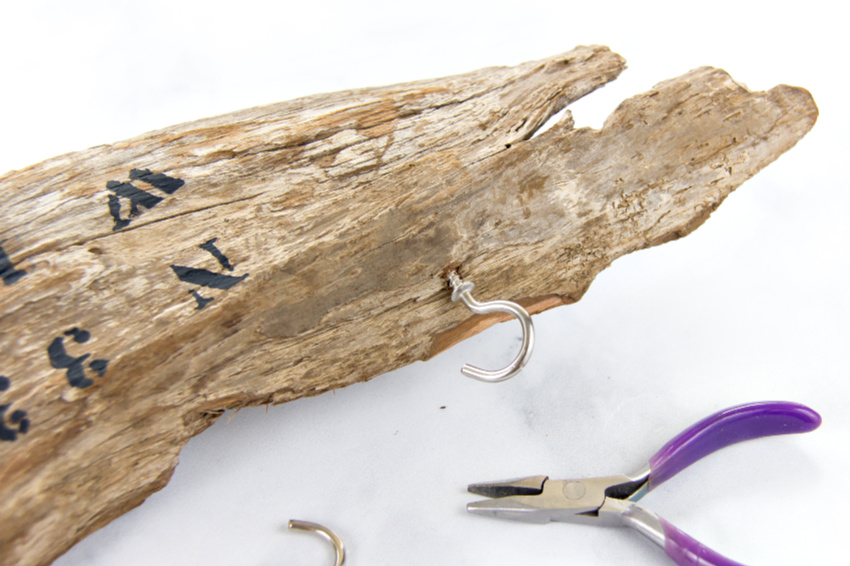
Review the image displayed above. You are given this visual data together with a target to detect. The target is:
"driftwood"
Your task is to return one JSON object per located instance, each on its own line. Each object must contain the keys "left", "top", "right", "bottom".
{"left": 0, "top": 45, "right": 816, "bottom": 565}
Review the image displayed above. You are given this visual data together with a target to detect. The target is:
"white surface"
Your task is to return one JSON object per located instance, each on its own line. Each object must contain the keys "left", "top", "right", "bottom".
{"left": 1, "top": 1, "right": 846, "bottom": 565}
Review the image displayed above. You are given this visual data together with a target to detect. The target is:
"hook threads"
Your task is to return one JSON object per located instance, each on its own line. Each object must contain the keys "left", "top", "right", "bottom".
{"left": 448, "top": 270, "right": 476, "bottom": 303}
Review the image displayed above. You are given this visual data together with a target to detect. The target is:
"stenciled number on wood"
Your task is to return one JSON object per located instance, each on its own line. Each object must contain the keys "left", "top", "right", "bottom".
{"left": 107, "top": 168, "right": 186, "bottom": 231}
{"left": 5, "top": 168, "right": 235, "bottom": 444}
{"left": 0, "top": 375, "right": 30, "bottom": 441}
{"left": 47, "top": 327, "right": 109, "bottom": 389}
{"left": 0, "top": 242, "right": 27, "bottom": 285}
{"left": 170, "top": 238, "right": 249, "bottom": 310}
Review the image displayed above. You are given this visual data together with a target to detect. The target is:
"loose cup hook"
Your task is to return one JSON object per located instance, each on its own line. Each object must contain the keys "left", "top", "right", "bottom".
{"left": 447, "top": 271, "right": 534, "bottom": 382}
{"left": 288, "top": 520, "right": 345, "bottom": 566}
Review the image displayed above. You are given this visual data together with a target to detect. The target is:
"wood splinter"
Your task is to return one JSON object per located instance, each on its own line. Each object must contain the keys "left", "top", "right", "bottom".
{"left": 0, "top": 45, "right": 817, "bottom": 565}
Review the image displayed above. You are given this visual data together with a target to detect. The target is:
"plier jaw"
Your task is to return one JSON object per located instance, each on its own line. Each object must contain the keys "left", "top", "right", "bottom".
{"left": 467, "top": 473, "right": 647, "bottom": 525}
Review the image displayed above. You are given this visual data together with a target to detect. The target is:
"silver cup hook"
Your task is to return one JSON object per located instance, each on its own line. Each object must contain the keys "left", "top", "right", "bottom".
{"left": 447, "top": 271, "right": 535, "bottom": 382}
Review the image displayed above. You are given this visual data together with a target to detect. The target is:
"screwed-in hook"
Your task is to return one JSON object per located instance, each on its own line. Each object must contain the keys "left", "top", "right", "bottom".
{"left": 447, "top": 271, "right": 534, "bottom": 382}
{"left": 288, "top": 520, "right": 345, "bottom": 566}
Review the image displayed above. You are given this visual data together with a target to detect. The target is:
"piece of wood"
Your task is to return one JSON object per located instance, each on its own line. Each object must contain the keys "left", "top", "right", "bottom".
{"left": 0, "top": 45, "right": 816, "bottom": 565}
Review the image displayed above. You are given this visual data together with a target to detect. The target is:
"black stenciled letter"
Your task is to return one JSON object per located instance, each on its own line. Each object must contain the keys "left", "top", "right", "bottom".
{"left": 171, "top": 239, "right": 248, "bottom": 309}
{"left": 47, "top": 327, "right": 109, "bottom": 389}
{"left": 0, "top": 242, "right": 26, "bottom": 285}
{"left": 0, "top": 376, "right": 30, "bottom": 442}
{"left": 106, "top": 169, "right": 185, "bottom": 231}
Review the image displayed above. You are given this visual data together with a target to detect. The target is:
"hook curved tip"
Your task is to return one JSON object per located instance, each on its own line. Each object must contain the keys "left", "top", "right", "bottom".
{"left": 288, "top": 519, "right": 345, "bottom": 566}
{"left": 460, "top": 319, "right": 534, "bottom": 382}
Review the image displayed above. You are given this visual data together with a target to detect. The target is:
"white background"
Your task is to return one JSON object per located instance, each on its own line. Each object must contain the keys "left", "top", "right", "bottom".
{"left": 1, "top": 1, "right": 846, "bottom": 565}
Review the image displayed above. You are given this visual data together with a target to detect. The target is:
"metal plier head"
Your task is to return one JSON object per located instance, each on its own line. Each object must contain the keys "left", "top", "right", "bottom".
{"left": 468, "top": 470, "right": 650, "bottom": 526}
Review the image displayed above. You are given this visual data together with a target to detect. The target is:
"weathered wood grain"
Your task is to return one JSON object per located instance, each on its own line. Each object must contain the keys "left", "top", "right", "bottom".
{"left": 0, "top": 45, "right": 816, "bottom": 565}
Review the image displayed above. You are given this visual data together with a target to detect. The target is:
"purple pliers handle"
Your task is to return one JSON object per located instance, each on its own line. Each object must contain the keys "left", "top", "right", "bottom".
{"left": 648, "top": 401, "right": 821, "bottom": 490}
{"left": 467, "top": 401, "right": 822, "bottom": 566}
{"left": 643, "top": 401, "right": 821, "bottom": 565}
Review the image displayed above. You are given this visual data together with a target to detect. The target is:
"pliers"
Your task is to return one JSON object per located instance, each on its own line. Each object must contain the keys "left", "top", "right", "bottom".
{"left": 467, "top": 401, "right": 821, "bottom": 566}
